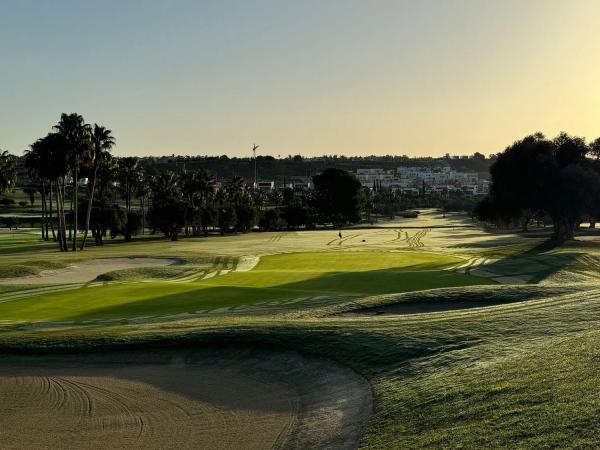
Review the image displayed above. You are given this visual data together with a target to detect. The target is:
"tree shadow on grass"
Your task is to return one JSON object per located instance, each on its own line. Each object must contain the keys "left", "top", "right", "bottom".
{"left": 470, "top": 239, "right": 579, "bottom": 284}
{"left": 60, "top": 267, "right": 491, "bottom": 321}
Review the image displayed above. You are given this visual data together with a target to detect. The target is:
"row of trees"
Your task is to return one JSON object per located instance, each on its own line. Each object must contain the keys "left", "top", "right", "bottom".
{"left": 4, "top": 115, "right": 368, "bottom": 249}
{"left": 144, "top": 167, "right": 364, "bottom": 240}
{"left": 2, "top": 111, "right": 489, "bottom": 251}
{"left": 475, "top": 132, "right": 600, "bottom": 240}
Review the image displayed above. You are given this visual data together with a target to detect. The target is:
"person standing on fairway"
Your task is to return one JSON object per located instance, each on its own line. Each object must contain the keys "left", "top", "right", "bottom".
{"left": 339, "top": 231, "right": 342, "bottom": 239}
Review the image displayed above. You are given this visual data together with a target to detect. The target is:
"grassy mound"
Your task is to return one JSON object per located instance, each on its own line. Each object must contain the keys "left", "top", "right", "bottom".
{"left": 0, "top": 260, "right": 69, "bottom": 279}
{"left": 0, "top": 265, "right": 39, "bottom": 279}
{"left": 338, "top": 284, "right": 582, "bottom": 315}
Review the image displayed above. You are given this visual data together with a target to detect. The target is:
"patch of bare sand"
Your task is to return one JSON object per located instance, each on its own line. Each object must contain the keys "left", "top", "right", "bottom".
{"left": 0, "top": 347, "right": 371, "bottom": 450}
{"left": 0, "top": 257, "right": 178, "bottom": 285}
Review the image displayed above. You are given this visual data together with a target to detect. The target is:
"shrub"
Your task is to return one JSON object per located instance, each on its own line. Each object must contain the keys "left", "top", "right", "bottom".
{"left": 2, "top": 217, "right": 20, "bottom": 229}
{"left": 402, "top": 210, "right": 419, "bottom": 218}
{"left": 259, "top": 209, "right": 287, "bottom": 231}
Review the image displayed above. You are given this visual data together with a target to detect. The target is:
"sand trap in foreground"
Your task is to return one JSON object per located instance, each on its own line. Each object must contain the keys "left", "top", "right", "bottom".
{"left": 0, "top": 348, "right": 371, "bottom": 450}
{"left": 0, "top": 257, "right": 178, "bottom": 285}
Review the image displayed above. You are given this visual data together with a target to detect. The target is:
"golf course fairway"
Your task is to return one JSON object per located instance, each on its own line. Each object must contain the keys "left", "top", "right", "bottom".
{"left": 1, "top": 211, "right": 599, "bottom": 448}
{"left": 0, "top": 250, "right": 489, "bottom": 322}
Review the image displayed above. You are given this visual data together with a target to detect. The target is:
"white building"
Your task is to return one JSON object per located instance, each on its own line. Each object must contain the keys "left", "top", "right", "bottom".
{"left": 284, "top": 177, "right": 312, "bottom": 190}
{"left": 356, "top": 169, "right": 401, "bottom": 189}
{"left": 357, "top": 166, "right": 483, "bottom": 195}
{"left": 257, "top": 180, "right": 275, "bottom": 192}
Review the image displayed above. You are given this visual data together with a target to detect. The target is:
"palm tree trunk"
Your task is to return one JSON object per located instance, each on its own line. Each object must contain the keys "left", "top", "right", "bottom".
{"left": 40, "top": 181, "right": 47, "bottom": 240}
{"left": 61, "top": 178, "right": 69, "bottom": 251}
{"left": 80, "top": 166, "right": 97, "bottom": 250}
{"left": 141, "top": 197, "right": 145, "bottom": 235}
{"left": 72, "top": 165, "right": 78, "bottom": 251}
{"left": 68, "top": 183, "right": 73, "bottom": 241}
{"left": 43, "top": 182, "right": 49, "bottom": 240}
{"left": 49, "top": 182, "right": 56, "bottom": 241}
{"left": 56, "top": 179, "right": 65, "bottom": 251}
{"left": 56, "top": 180, "right": 62, "bottom": 250}
{"left": 127, "top": 179, "right": 131, "bottom": 212}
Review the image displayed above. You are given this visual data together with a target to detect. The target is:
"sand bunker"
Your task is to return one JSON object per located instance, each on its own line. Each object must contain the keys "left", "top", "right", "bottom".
{"left": 0, "top": 347, "right": 371, "bottom": 449}
{"left": 0, "top": 258, "right": 178, "bottom": 285}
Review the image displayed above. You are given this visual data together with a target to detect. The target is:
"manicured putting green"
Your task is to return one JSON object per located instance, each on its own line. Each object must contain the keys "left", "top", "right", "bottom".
{"left": 0, "top": 251, "right": 492, "bottom": 322}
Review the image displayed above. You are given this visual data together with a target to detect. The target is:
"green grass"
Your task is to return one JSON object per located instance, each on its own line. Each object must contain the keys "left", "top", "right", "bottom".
{"left": 2, "top": 284, "right": 599, "bottom": 448}
{"left": 0, "top": 251, "right": 490, "bottom": 322}
{"left": 2, "top": 212, "right": 600, "bottom": 448}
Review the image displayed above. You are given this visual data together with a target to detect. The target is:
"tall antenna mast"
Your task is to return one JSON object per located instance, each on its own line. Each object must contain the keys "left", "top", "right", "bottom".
{"left": 252, "top": 144, "right": 259, "bottom": 192}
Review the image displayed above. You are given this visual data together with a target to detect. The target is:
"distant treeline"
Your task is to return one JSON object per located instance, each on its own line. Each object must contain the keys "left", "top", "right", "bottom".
{"left": 11, "top": 152, "right": 493, "bottom": 187}
{"left": 134, "top": 153, "right": 493, "bottom": 182}
{"left": 0, "top": 113, "right": 481, "bottom": 252}
{"left": 0, "top": 112, "right": 497, "bottom": 252}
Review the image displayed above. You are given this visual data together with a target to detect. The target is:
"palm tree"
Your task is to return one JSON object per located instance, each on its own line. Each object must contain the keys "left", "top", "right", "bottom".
{"left": 80, "top": 124, "right": 115, "bottom": 250}
{"left": 225, "top": 176, "right": 247, "bottom": 206}
{"left": 54, "top": 113, "right": 91, "bottom": 251}
{"left": 134, "top": 174, "right": 152, "bottom": 235}
{"left": 153, "top": 170, "right": 180, "bottom": 199}
{"left": 196, "top": 170, "right": 217, "bottom": 207}
{"left": 177, "top": 169, "right": 217, "bottom": 235}
{"left": 117, "top": 157, "right": 141, "bottom": 211}
{"left": 26, "top": 134, "right": 69, "bottom": 251}
{"left": 0, "top": 150, "right": 16, "bottom": 195}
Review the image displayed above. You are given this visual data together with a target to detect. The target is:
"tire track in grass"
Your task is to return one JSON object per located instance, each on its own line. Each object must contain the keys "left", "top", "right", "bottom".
{"left": 0, "top": 284, "right": 84, "bottom": 304}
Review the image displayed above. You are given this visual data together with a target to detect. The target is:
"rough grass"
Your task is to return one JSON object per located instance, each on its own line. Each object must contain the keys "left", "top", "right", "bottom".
{"left": 0, "top": 260, "right": 70, "bottom": 279}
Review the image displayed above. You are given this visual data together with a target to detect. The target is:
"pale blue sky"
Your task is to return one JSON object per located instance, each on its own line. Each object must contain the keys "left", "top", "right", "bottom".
{"left": 1, "top": 0, "right": 600, "bottom": 157}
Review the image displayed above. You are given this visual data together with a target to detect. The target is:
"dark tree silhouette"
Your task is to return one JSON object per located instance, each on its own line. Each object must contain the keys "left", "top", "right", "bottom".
{"left": 478, "top": 132, "right": 600, "bottom": 240}
{"left": 54, "top": 113, "right": 91, "bottom": 251}
{"left": 0, "top": 150, "right": 16, "bottom": 195}
{"left": 81, "top": 124, "right": 115, "bottom": 250}
{"left": 312, "top": 168, "right": 363, "bottom": 226}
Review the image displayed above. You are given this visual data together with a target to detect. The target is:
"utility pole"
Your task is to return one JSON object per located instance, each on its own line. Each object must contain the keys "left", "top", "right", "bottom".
{"left": 252, "top": 144, "right": 259, "bottom": 192}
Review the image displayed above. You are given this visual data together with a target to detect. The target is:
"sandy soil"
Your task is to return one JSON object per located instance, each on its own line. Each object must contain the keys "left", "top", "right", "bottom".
{"left": 0, "top": 258, "right": 178, "bottom": 285}
{"left": 0, "top": 347, "right": 372, "bottom": 450}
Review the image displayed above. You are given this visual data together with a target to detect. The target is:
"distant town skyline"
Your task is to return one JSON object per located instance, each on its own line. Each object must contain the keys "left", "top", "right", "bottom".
{"left": 2, "top": 0, "right": 600, "bottom": 157}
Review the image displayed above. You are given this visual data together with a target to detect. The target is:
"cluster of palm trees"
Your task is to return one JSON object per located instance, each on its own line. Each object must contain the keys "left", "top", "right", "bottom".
{"left": 24, "top": 113, "right": 115, "bottom": 251}
{"left": 20, "top": 114, "right": 312, "bottom": 246}
{"left": 13, "top": 114, "right": 369, "bottom": 248}
{"left": 147, "top": 170, "right": 265, "bottom": 240}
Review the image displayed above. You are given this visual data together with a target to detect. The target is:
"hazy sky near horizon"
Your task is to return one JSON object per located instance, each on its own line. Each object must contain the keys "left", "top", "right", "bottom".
{"left": 1, "top": 0, "right": 600, "bottom": 157}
